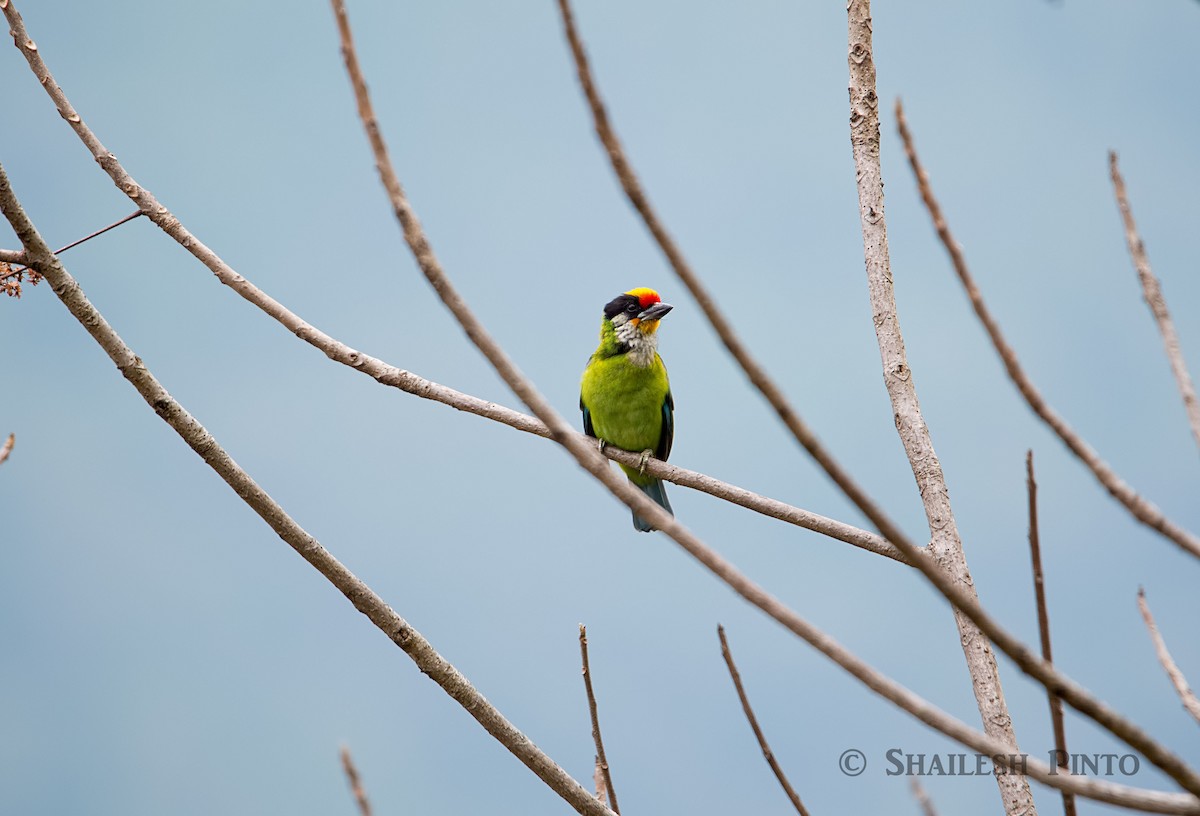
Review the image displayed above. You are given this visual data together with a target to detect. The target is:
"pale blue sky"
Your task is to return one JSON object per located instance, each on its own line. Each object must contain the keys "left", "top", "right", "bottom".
{"left": 3, "top": 2, "right": 1199, "bottom": 814}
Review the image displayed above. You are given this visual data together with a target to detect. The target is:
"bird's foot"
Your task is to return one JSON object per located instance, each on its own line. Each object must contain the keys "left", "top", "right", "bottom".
{"left": 597, "top": 438, "right": 608, "bottom": 454}
{"left": 638, "top": 449, "right": 653, "bottom": 476}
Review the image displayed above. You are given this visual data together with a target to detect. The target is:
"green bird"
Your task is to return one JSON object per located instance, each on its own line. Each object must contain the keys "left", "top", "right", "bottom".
{"left": 580, "top": 287, "right": 675, "bottom": 532}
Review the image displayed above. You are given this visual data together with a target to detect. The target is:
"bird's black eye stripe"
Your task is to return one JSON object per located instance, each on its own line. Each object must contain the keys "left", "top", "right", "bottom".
{"left": 604, "top": 294, "right": 641, "bottom": 319}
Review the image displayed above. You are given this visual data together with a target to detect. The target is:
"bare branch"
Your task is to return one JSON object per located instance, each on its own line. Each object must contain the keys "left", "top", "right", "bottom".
{"left": 554, "top": 0, "right": 921, "bottom": 557}
{"left": 340, "top": 746, "right": 373, "bottom": 816}
{"left": 717, "top": 625, "right": 810, "bottom": 816}
{"left": 329, "top": 0, "right": 1200, "bottom": 807}
{"left": 848, "top": 14, "right": 1034, "bottom": 814}
{"left": 579, "top": 626, "right": 619, "bottom": 815}
{"left": 0, "top": 161, "right": 616, "bottom": 816}
{"left": 910, "top": 778, "right": 939, "bottom": 816}
{"left": 1027, "top": 451, "right": 1077, "bottom": 816}
{"left": 0, "top": 248, "right": 22, "bottom": 264}
{"left": 1138, "top": 588, "right": 1200, "bottom": 726}
{"left": 894, "top": 98, "right": 1200, "bottom": 559}
{"left": 0, "top": 433, "right": 13, "bottom": 466}
{"left": 1110, "top": 151, "right": 1200, "bottom": 456}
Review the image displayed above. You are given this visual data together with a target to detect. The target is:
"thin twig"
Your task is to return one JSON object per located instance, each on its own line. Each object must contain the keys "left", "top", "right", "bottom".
{"left": 340, "top": 746, "right": 373, "bottom": 816}
{"left": 1138, "top": 588, "right": 1200, "bottom": 726}
{"left": 1027, "top": 451, "right": 1077, "bottom": 816}
{"left": 579, "top": 626, "right": 619, "bottom": 815}
{"left": 0, "top": 162, "right": 616, "bottom": 816}
{"left": 554, "top": 0, "right": 920, "bottom": 558}
{"left": 1, "top": 209, "right": 143, "bottom": 283}
{"left": 10, "top": 5, "right": 1200, "bottom": 810}
{"left": 0, "top": 433, "right": 13, "bottom": 466}
{"left": 329, "top": 0, "right": 1200, "bottom": 806}
{"left": 52, "top": 209, "right": 144, "bottom": 255}
{"left": 894, "top": 98, "right": 1200, "bottom": 560}
{"left": 717, "top": 625, "right": 810, "bottom": 816}
{"left": 848, "top": 18, "right": 1034, "bottom": 816}
{"left": 1110, "top": 151, "right": 1200, "bottom": 456}
{"left": 910, "top": 777, "right": 938, "bottom": 816}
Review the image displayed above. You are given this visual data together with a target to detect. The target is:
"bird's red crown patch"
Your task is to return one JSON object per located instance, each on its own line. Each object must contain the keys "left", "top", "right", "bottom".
{"left": 624, "top": 287, "right": 661, "bottom": 308}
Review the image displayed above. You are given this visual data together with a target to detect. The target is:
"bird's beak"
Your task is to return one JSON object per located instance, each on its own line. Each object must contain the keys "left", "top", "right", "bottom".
{"left": 633, "top": 302, "right": 672, "bottom": 331}
{"left": 634, "top": 302, "right": 672, "bottom": 334}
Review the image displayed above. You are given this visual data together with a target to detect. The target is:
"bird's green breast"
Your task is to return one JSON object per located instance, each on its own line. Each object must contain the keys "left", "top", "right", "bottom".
{"left": 580, "top": 352, "right": 670, "bottom": 456}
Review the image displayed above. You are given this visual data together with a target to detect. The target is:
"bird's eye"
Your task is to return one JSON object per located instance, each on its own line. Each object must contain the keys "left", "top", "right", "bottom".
{"left": 626, "top": 303, "right": 640, "bottom": 314}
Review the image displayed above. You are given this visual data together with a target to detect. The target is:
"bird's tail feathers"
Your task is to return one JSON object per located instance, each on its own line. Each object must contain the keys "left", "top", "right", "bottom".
{"left": 631, "top": 478, "right": 673, "bottom": 533}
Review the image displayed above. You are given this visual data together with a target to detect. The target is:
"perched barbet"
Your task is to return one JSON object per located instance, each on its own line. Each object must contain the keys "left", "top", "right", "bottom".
{"left": 580, "top": 287, "right": 674, "bottom": 532}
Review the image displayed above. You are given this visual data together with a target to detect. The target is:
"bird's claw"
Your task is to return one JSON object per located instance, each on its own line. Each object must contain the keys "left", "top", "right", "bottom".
{"left": 638, "top": 449, "right": 653, "bottom": 476}
{"left": 597, "top": 438, "right": 607, "bottom": 454}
